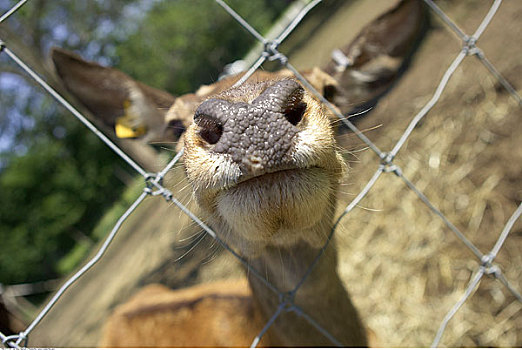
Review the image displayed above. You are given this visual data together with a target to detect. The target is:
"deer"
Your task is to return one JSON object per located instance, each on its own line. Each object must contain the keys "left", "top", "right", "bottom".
{"left": 100, "top": 76, "right": 369, "bottom": 347}
{"left": 45, "top": 1, "right": 429, "bottom": 346}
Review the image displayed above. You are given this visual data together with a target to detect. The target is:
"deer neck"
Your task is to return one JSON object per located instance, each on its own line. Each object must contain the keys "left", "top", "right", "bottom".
{"left": 206, "top": 177, "right": 368, "bottom": 346}
{"left": 245, "top": 228, "right": 368, "bottom": 347}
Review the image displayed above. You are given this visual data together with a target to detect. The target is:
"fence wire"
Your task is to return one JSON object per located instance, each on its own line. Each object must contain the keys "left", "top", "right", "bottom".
{"left": 0, "top": 0, "right": 521, "bottom": 348}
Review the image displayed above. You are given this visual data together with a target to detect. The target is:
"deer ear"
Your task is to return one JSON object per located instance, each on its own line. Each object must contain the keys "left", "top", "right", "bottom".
{"left": 322, "top": 0, "right": 429, "bottom": 115}
{"left": 50, "top": 47, "right": 176, "bottom": 142}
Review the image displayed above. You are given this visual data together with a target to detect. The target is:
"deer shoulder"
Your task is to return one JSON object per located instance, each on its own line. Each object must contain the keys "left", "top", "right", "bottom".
{"left": 100, "top": 280, "right": 271, "bottom": 347}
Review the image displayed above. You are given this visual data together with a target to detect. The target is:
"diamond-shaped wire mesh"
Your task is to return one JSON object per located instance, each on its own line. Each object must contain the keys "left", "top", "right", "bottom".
{"left": 0, "top": 0, "right": 520, "bottom": 347}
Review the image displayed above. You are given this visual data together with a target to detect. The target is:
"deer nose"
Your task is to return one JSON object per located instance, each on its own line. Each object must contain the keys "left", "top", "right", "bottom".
{"left": 194, "top": 79, "right": 307, "bottom": 175}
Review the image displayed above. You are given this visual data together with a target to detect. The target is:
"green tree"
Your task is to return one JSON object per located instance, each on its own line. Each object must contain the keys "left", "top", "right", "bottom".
{"left": 0, "top": 111, "right": 129, "bottom": 284}
{"left": 115, "top": 0, "right": 288, "bottom": 94}
{"left": 0, "top": 0, "right": 147, "bottom": 284}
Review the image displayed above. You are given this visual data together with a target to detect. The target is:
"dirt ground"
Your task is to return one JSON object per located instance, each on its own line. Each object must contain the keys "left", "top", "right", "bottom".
{"left": 26, "top": 0, "right": 521, "bottom": 347}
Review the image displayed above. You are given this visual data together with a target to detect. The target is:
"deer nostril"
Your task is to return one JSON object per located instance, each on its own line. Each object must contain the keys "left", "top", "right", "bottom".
{"left": 284, "top": 101, "right": 306, "bottom": 126}
{"left": 282, "top": 87, "right": 306, "bottom": 126}
{"left": 195, "top": 114, "right": 223, "bottom": 145}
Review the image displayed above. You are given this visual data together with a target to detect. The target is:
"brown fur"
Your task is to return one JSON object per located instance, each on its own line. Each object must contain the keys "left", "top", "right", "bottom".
{"left": 101, "top": 79, "right": 368, "bottom": 347}
{"left": 51, "top": 47, "right": 175, "bottom": 143}
{"left": 324, "top": 0, "right": 429, "bottom": 114}
{"left": 101, "top": 280, "right": 270, "bottom": 347}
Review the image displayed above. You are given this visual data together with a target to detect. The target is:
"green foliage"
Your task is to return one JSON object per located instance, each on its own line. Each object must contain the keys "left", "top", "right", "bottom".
{"left": 56, "top": 241, "right": 91, "bottom": 276}
{"left": 54, "top": 176, "right": 145, "bottom": 276}
{"left": 115, "top": 0, "right": 288, "bottom": 94}
{"left": 0, "top": 0, "right": 152, "bottom": 285}
{"left": 90, "top": 178, "right": 145, "bottom": 242}
{"left": 56, "top": 176, "right": 144, "bottom": 275}
{"left": 0, "top": 114, "right": 129, "bottom": 284}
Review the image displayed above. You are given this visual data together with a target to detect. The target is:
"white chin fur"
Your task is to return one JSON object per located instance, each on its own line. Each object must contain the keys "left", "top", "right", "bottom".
{"left": 214, "top": 167, "right": 333, "bottom": 253}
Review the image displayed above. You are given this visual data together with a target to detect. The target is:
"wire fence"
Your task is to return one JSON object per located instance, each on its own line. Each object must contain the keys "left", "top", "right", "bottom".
{"left": 1, "top": 0, "right": 521, "bottom": 347}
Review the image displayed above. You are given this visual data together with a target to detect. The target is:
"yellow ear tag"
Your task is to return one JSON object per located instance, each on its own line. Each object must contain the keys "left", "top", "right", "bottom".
{"left": 115, "top": 118, "right": 146, "bottom": 138}
{"left": 114, "top": 100, "right": 147, "bottom": 138}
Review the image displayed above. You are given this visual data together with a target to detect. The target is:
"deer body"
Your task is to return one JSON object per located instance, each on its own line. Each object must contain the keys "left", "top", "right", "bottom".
{"left": 46, "top": 2, "right": 430, "bottom": 346}
{"left": 101, "top": 243, "right": 366, "bottom": 347}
